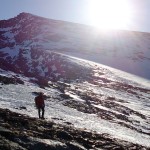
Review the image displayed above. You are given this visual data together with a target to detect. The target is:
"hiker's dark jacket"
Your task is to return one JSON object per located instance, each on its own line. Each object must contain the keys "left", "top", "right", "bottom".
{"left": 35, "top": 95, "right": 45, "bottom": 108}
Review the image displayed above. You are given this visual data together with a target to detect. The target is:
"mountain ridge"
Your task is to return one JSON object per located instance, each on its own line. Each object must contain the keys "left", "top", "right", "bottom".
{"left": 1, "top": 12, "right": 150, "bottom": 34}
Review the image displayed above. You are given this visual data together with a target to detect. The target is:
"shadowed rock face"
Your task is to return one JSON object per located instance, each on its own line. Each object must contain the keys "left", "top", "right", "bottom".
{"left": 0, "top": 75, "right": 24, "bottom": 85}
{"left": 0, "top": 108, "right": 148, "bottom": 150}
{"left": 0, "top": 12, "right": 150, "bottom": 79}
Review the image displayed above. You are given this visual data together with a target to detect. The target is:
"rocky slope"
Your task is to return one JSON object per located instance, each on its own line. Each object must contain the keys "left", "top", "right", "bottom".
{"left": 0, "top": 59, "right": 150, "bottom": 149}
{"left": 0, "top": 13, "right": 150, "bottom": 149}
{"left": 0, "top": 108, "right": 148, "bottom": 150}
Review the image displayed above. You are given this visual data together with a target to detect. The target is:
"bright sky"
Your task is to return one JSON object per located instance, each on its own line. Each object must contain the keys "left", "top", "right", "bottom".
{"left": 0, "top": 0, "right": 150, "bottom": 32}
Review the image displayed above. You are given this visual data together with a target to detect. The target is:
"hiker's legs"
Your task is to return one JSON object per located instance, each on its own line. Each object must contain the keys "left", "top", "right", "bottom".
{"left": 41, "top": 107, "right": 45, "bottom": 119}
{"left": 38, "top": 108, "right": 41, "bottom": 118}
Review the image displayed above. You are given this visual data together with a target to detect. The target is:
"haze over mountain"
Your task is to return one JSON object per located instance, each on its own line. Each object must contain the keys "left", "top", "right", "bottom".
{"left": 0, "top": 12, "right": 150, "bottom": 80}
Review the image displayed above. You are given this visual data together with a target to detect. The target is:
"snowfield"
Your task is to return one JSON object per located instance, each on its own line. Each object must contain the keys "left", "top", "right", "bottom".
{"left": 0, "top": 57, "right": 150, "bottom": 147}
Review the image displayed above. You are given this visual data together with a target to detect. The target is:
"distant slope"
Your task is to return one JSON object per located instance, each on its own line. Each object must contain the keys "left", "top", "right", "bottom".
{"left": 0, "top": 12, "right": 150, "bottom": 79}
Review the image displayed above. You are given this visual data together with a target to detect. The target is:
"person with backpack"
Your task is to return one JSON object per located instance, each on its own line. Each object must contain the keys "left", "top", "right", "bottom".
{"left": 34, "top": 92, "right": 45, "bottom": 119}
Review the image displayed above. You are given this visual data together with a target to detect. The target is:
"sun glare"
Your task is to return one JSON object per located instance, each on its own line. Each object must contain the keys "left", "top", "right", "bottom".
{"left": 88, "top": 0, "right": 132, "bottom": 30}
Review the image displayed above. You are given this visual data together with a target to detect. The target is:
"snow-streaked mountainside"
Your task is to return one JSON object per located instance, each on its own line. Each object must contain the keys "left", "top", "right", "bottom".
{"left": 0, "top": 13, "right": 150, "bottom": 149}
{"left": 0, "top": 12, "right": 150, "bottom": 79}
{"left": 0, "top": 57, "right": 150, "bottom": 148}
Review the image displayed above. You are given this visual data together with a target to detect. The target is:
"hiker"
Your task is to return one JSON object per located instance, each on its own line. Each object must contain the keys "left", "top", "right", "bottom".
{"left": 34, "top": 92, "right": 45, "bottom": 119}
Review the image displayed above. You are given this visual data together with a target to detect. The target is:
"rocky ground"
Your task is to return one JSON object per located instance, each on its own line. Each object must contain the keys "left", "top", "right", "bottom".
{"left": 0, "top": 108, "right": 149, "bottom": 150}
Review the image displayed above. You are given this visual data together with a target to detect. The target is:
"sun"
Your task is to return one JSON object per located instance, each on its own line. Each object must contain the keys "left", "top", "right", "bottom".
{"left": 88, "top": 0, "right": 133, "bottom": 30}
